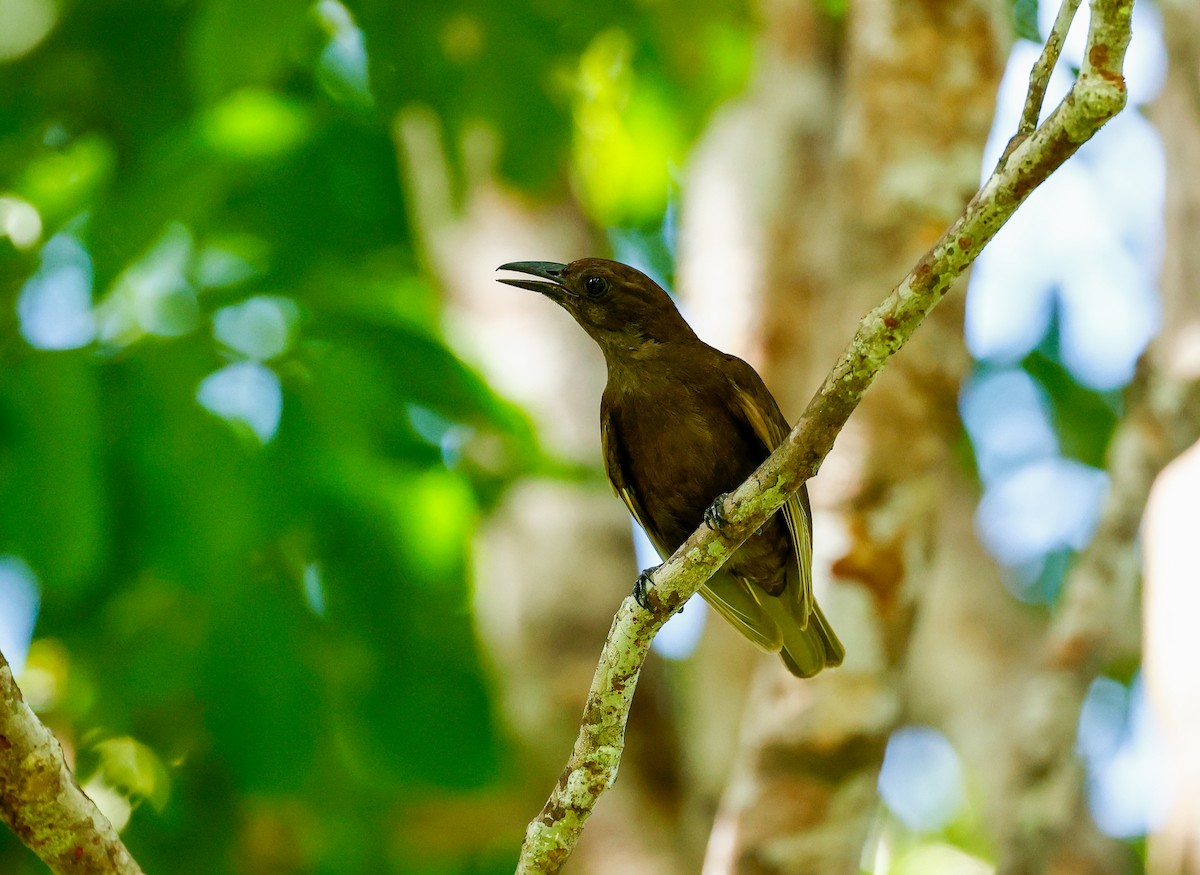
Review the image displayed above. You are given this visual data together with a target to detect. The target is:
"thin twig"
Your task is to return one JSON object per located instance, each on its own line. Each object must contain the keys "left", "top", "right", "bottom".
{"left": 1019, "top": 0, "right": 1084, "bottom": 138}
{"left": 0, "top": 649, "right": 146, "bottom": 875}
{"left": 516, "top": 0, "right": 1133, "bottom": 869}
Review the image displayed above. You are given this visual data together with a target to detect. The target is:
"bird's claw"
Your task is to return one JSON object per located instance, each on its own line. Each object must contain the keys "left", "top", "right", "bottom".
{"left": 704, "top": 493, "right": 731, "bottom": 532}
{"left": 633, "top": 564, "right": 662, "bottom": 609}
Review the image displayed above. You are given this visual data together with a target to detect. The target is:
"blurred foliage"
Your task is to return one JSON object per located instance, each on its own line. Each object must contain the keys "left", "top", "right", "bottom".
{"left": 0, "top": 0, "right": 751, "bottom": 872}
{"left": 1010, "top": 0, "right": 1042, "bottom": 44}
{"left": 356, "top": 0, "right": 752, "bottom": 226}
{"left": 1022, "top": 349, "right": 1121, "bottom": 470}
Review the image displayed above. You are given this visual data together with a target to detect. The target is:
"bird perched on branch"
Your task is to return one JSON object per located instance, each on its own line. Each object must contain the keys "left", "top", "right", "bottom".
{"left": 497, "top": 258, "right": 843, "bottom": 678}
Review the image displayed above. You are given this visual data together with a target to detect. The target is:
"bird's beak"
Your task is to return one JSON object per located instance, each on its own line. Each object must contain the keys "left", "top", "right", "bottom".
{"left": 496, "top": 261, "right": 568, "bottom": 297}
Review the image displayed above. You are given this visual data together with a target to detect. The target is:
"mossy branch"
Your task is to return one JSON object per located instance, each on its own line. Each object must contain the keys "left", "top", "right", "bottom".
{"left": 516, "top": 0, "right": 1133, "bottom": 870}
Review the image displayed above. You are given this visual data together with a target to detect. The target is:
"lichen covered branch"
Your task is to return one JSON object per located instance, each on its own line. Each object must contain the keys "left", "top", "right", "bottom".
{"left": 516, "top": 0, "right": 1134, "bottom": 869}
{"left": 0, "top": 650, "right": 145, "bottom": 875}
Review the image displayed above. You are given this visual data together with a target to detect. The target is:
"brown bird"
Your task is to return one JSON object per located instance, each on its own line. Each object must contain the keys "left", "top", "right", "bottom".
{"left": 498, "top": 258, "right": 843, "bottom": 677}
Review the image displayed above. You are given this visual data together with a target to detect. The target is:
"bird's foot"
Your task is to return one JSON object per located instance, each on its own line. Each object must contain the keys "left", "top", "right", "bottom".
{"left": 704, "top": 493, "right": 731, "bottom": 532}
{"left": 633, "top": 564, "right": 662, "bottom": 609}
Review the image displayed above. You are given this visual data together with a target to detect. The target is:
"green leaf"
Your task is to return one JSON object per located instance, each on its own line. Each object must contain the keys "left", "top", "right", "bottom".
{"left": 1011, "top": 0, "right": 1041, "bottom": 43}
{"left": 1022, "top": 351, "right": 1120, "bottom": 469}
{"left": 199, "top": 90, "right": 312, "bottom": 161}
{"left": 92, "top": 736, "right": 173, "bottom": 811}
{"left": 17, "top": 134, "right": 116, "bottom": 224}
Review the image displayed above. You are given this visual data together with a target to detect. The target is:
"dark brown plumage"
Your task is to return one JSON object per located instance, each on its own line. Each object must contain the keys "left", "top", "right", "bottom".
{"left": 498, "top": 258, "right": 843, "bottom": 677}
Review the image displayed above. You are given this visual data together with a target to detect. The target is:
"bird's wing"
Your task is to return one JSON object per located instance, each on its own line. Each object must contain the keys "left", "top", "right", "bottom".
{"left": 721, "top": 357, "right": 814, "bottom": 629}
{"left": 601, "top": 404, "right": 783, "bottom": 652}
{"left": 599, "top": 403, "right": 659, "bottom": 552}
{"left": 696, "top": 574, "right": 783, "bottom": 653}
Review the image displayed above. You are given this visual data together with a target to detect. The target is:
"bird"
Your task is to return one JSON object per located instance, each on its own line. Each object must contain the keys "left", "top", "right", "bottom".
{"left": 497, "top": 258, "right": 843, "bottom": 678}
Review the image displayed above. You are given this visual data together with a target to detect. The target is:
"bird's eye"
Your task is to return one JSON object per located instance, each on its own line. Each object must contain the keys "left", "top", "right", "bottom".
{"left": 584, "top": 275, "right": 608, "bottom": 297}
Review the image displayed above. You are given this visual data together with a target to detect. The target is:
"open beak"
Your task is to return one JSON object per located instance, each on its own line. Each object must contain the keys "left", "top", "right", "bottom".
{"left": 496, "top": 261, "right": 567, "bottom": 297}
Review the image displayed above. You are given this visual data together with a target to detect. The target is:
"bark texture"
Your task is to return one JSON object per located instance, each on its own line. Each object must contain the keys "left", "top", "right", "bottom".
{"left": 0, "top": 650, "right": 144, "bottom": 875}
{"left": 691, "top": 2, "right": 1014, "bottom": 870}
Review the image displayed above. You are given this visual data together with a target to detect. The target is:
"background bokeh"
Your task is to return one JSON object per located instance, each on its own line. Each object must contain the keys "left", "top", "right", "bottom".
{"left": 1, "top": 0, "right": 1195, "bottom": 873}
{"left": 0, "top": 0, "right": 752, "bottom": 871}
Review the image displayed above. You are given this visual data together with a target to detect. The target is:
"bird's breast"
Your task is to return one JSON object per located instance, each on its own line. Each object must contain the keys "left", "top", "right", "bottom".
{"left": 607, "top": 382, "right": 759, "bottom": 548}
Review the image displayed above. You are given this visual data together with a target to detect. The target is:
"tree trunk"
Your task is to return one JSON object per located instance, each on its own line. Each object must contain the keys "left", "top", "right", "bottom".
{"left": 677, "top": 2, "right": 1080, "bottom": 872}
{"left": 1144, "top": 1, "right": 1200, "bottom": 871}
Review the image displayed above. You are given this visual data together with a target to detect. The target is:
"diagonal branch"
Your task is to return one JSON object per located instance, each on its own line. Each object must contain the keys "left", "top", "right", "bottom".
{"left": 0, "top": 649, "right": 145, "bottom": 875}
{"left": 515, "top": 0, "right": 1134, "bottom": 870}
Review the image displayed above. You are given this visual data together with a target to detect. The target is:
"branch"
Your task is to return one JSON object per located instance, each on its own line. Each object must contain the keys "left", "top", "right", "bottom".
{"left": 0, "top": 649, "right": 145, "bottom": 875}
{"left": 516, "top": 0, "right": 1133, "bottom": 870}
{"left": 1018, "top": 0, "right": 1082, "bottom": 138}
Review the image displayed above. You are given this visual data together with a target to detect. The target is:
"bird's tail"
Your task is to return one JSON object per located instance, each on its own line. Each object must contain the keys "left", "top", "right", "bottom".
{"left": 766, "top": 594, "right": 844, "bottom": 679}
{"left": 699, "top": 571, "right": 844, "bottom": 679}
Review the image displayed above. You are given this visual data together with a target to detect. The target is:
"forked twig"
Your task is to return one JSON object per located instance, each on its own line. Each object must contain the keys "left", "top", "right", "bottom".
{"left": 1019, "top": 0, "right": 1084, "bottom": 138}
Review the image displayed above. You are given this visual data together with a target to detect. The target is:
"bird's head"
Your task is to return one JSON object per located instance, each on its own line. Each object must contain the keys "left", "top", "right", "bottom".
{"left": 497, "top": 258, "right": 694, "bottom": 353}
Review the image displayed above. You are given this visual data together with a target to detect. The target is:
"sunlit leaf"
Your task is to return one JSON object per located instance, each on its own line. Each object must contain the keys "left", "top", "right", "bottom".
{"left": 93, "top": 737, "right": 172, "bottom": 812}
{"left": 200, "top": 90, "right": 311, "bottom": 161}
{"left": 571, "top": 30, "right": 686, "bottom": 227}
{"left": 17, "top": 134, "right": 115, "bottom": 223}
